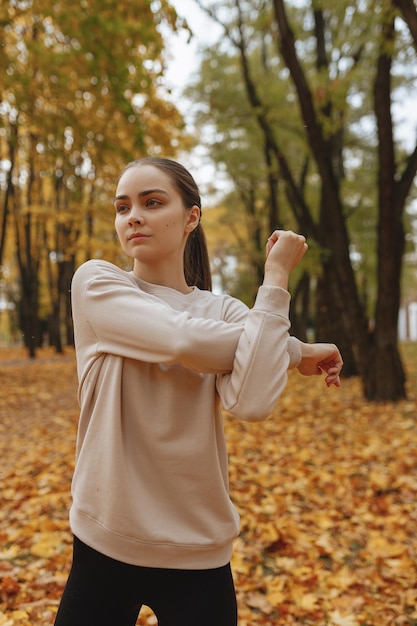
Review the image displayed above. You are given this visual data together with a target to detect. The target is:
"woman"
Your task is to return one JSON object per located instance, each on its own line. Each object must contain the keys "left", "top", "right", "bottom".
{"left": 54, "top": 157, "right": 342, "bottom": 626}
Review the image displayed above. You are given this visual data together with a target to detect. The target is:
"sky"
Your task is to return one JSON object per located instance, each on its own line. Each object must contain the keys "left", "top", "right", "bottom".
{"left": 160, "top": 1, "right": 226, "bottom": 198}
{"left": 161, "top": 1, "right": 417, "bottom": 189}
{"left": 163, "top": 1, "right": 221, "bottom": 108}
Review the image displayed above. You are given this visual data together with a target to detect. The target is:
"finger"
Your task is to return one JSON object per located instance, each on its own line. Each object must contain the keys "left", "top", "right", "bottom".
{"left": 265, "top": 231, "right": 281, "bottom": 256}
{"left": 320, "top": 363, "right": 341, "bottom": 384}
{"left": 267, "top": 230, "right": 282, "bottom": 244}
{"left": 265, "top": 238, "right": 274, "bottom": 257}
{"left": 326, "top": 375, "right": 341, "bottom": 388}
{"left": 325, "top": 371, "right": 341, "bottom": 386}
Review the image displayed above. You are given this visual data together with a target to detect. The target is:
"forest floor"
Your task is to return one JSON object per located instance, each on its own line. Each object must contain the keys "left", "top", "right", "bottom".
{"left": 0, "top": 344, "right": 416, "bottom": 626}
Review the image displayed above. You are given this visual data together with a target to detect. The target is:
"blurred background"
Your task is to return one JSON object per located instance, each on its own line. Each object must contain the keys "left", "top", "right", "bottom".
{"left": 0, "top": 0, "right": 416, "bottom": 401}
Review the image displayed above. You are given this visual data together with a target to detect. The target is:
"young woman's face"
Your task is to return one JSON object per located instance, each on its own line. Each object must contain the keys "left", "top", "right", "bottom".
{"left": 114, "top": 164, "right": 199, "bottom": 267}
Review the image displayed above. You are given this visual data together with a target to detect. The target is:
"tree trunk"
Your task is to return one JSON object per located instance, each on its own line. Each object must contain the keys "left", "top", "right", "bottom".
{"left": 0, "top": 122, "right": 17, "bottom": 268}
{"left": 315, "top": 267, "right": 359, "bottom": 377}
{"left": 271, "top": 0, "right": 417, "bottom": 400}
{"left": 366, "top": 10, "right": 407, "bottom": 400}
{"left": 13, "top": 133, "right": 43, "bottom": 358}
{"left": 48, "top": 299, "right": 63, "bottom": 353}
{"left": 290, "top": 271, "right": 310, "bottom": 342}
{"left": 20, "top": 271, "right": 39, "bottom": 358}
{"left": 64, "top": 258, "right": 75, "bottom": 347}
{"left": 273, "top": 0, "right": 372, "bottom": 380}
{"left": 15, "top": 212, "right": 40, "bottom": 358}
{"left": 200, "top": 0, "right": 417, "bottom": 400}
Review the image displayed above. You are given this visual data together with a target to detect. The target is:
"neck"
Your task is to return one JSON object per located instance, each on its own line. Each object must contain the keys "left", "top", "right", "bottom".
{"left": 133, "top": 261, "right": 192, "bottom": 294}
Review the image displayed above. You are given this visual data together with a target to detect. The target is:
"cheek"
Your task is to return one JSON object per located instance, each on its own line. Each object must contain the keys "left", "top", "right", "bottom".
{"left": 114, "top": 218, "right": 126, "bottom": 242}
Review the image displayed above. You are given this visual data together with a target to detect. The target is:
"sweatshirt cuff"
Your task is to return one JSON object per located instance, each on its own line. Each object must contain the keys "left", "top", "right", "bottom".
{"left": 254, "top": 285, "right": 291, "bottom": 317}
{"left": 287, "top": 337, "right": 302, "bottom": 369}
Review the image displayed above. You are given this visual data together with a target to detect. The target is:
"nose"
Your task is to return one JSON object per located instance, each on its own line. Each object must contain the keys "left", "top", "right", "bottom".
{"left": 128, "top": 206, "right": 144, "bottom": 225}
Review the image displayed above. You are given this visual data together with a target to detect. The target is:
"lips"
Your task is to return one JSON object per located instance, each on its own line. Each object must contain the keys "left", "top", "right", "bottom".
{"left": 128, "top": 233, "right": 150, "bottom": 241}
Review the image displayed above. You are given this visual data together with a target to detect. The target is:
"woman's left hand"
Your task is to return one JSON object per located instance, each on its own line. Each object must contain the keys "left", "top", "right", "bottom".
{"left": 297, "top": 342, "right": 343, "bottom": 387}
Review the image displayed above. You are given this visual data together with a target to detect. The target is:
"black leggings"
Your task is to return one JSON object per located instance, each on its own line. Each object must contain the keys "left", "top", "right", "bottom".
{"left": 54, "top": 537, "right": 238, "bottom": 626}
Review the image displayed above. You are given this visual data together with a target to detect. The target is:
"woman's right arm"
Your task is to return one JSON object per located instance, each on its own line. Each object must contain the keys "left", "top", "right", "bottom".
{"left": 72, "top": 260, "right": 243, "bottom": 374}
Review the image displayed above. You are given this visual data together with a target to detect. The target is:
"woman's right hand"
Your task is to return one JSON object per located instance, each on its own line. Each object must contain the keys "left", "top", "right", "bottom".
{"left": 263, "top": 230, "right": 308, "bottom": 289}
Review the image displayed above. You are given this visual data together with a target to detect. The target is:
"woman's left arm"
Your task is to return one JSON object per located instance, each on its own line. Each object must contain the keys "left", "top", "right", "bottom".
{"left": 216, "top": 295, "right": 343, "bottom": 421}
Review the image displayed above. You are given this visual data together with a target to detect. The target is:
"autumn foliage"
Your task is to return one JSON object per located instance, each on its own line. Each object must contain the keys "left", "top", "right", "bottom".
{"left": 0, "top": 345, "right": 416, "bottom": 625}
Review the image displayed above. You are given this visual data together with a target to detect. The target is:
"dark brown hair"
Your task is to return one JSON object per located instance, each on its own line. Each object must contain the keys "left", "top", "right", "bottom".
{"left": 121, "top": 157, "right": 212, "bottom": 291}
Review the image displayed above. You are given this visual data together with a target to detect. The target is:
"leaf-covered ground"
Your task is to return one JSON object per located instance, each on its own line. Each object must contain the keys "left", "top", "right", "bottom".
{"left": 0, "top": 344, "right": 416, "bottom": 626}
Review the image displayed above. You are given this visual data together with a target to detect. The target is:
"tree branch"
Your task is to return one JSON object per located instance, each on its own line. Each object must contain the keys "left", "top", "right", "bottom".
{"left": 194, "top": 0, "right": 318, "bottom": 238}
{"left": 272, "top": 0, "right": 336, "bottom": 190}
{"left": 393, "top": 0, "right": 417, "bottom": 49}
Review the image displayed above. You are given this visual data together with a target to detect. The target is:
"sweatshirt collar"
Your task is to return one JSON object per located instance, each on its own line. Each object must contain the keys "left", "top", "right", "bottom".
{"left": 128, "top": 271, "right": 201, "bottom": 301}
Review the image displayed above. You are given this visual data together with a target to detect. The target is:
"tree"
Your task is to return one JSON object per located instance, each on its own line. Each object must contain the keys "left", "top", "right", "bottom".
{"left": 190, "top": 0, "right": 417, "bottom": 400}
{"left": 0, "top": 0, "right": 188, "bottom": 355}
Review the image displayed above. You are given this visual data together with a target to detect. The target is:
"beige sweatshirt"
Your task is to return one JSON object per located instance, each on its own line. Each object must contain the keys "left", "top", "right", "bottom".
{"left": 69, "top": 260, "right": 302, "bottom": 569}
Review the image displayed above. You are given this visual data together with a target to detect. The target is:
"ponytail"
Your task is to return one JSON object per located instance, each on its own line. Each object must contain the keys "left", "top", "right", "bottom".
{"left": 184, "top": 223, "right": 212, "bottom": 291}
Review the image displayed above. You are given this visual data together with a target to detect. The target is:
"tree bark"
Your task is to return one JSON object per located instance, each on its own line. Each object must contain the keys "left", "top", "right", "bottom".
{"left": 0, "top": 122, "right": 17, "bottom": 269}
{"left": 315, "top": 269, "right": 359, "bottom": 377}
{"left": 65, "top": 269, "right": 75, "bottom": 347}
{"left": 368, "top": 10, "right": 407, "bottom": 400}
{"left": 290, "top": 271, "right": 310, "bottom": 342}
{"left": 15, "top": 212, "right": 40, "bottom": 358}
{"left": 13, "top": 133, "right": 43, "bottom": 358}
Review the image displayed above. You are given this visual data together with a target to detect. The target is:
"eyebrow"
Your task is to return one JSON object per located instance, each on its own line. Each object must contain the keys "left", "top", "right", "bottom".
{"left": 114, "top": 188, "right": 170, "bottom": 202}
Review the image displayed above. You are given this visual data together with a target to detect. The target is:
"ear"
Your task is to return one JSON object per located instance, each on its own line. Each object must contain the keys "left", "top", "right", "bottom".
{"left": 185, "top": 205, "right": 201, "bottom": 233}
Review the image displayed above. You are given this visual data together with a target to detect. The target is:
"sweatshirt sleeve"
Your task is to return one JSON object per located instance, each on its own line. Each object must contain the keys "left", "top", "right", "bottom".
{"left": 72, "top": 260, "right": 243, "bottom": 375}
{"left": 216, "top": 287, "right": 298, "bottom": 421}
{"left": 73, "top": 260, "right": 301, "bottom": 420}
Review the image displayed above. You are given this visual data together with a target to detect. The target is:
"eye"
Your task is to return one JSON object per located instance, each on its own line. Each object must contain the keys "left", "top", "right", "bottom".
{"left": 146, "top": 198, "right": 161, "bottom": 208}
{"left": 115, "top": 203, "right": 130, "bottom": 214}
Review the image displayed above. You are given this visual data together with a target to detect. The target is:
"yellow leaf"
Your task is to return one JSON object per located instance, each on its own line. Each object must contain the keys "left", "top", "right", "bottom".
{"left": 0, "top": 545, "right": 20, "bottom": 560}
{"left": 366, "top": 534, "right": 407, "bottom": 558}
{"left": 316, "top": 531, "right": 334, "bottom": 552}
{"left": 266, "top": 576, "right": 287, "bottom": 606}
{"left": 328, "top": 609, "right": 360, "bottom": 626}
{"left": 245, "top": 591, "right": 273, "bottom": 614}
{"left": 266, "top": 590, "right": 286, "bottom": 606}
{"left": 275, "top": 557, "right": 297, "bottom": 573}
{"left": 297, "top": 593, "right": 319, "bottom": 611}
{"left": 11, "top": 611, "right": 29, "bottom": 620}
{"left": 326, "top": 566, "right": 357, "bottom": 591}
{"left": 30, "top": 533, "right": 63, "bottom": 558}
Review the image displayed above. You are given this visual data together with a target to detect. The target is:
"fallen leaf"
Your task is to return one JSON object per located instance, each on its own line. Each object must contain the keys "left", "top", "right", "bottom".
{"left": 1, "top": 344, "right": 416, "bottom": 625}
